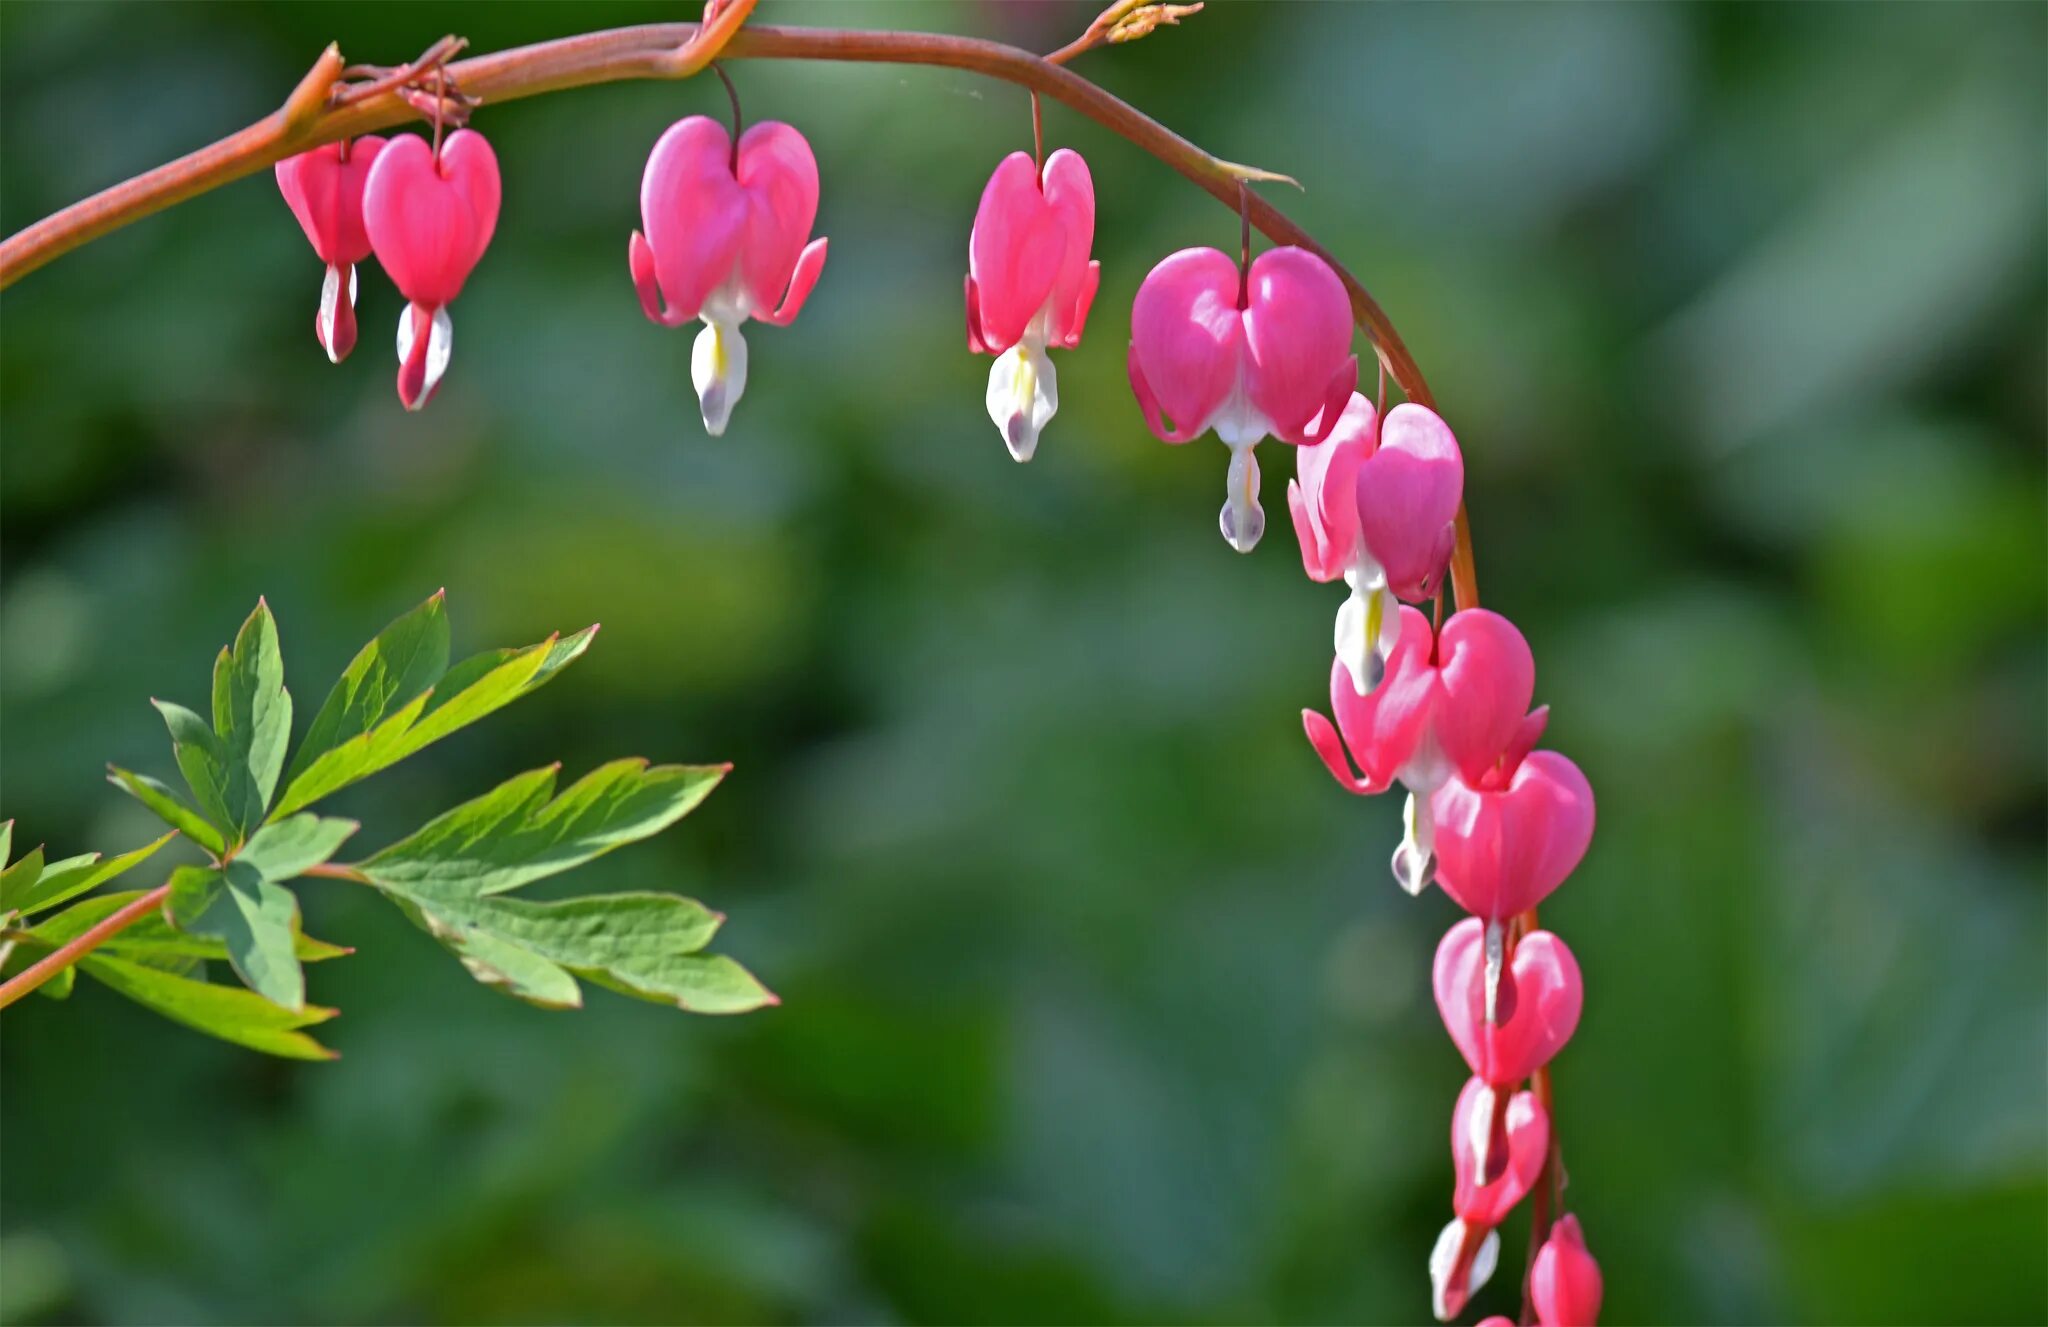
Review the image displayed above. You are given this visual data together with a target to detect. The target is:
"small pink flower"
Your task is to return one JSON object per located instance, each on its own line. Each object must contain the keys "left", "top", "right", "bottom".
{"left": 275, "top": 136, "right": 386, "bottom": 363}
{"left": 1356, "top": 402, "right": 1463, "bottom": 601}
{"left": 1531, "top": 1214, "right": 1604, "bottom": 1327}
{"left": 1435, "top": 917, "right": 1583, "bottom": 1086}
{"left": 1450, "top": 1075, "right": 1549, "bottom": 1228}
{"left": 966, "top": 149, "right": 1099, "bottom": 461}
{"left": 1428, "top": 1216, "right": 1500, "bottom": 1323}
{"left": 1129, "top": 246, "right": 1356, "bottom": 552}
{"left": 630, "top": 116, "right": 829, "bottom": 435}
{"left": 1303, "top": 606, "right": 1541, "bottom": 892}
{"left": 1431, "top": 750, "right": 1595, "bottom": 923}
{"left": 1287, "top": 391, "right": 1375, "bottom": 582}
{"left": 362, "top": 129, "right": 501, "bottom": 411}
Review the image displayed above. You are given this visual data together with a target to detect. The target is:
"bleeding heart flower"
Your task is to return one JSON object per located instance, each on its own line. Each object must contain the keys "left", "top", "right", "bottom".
{"left": 1531, "top": 1214, "right": 1604, "bottom": 1327}
{"left": 1356, "top": 402, "right": 1463, "bottom": 601}
{"left": 1129, "top": 245, "right": 1356, "bottom": 552}
{"left": 1303, "top": 606, "right": 1543, "bottom": 893}
{"left": 275, "top": 136, "right": 386, "bottom": 363}
{"left": 362, "top": 129, "right": 501, "bottom": 411}
{"left": 630, "top": 116, "right": 829, "bottom": 436}
{"left": 1450, "top": 1075, "right": 1549, "bottom": 1228}
{"left": 1429, "top": 1216, "right": 1500, "bottom": 1324}
{"left": 1435, "top": 917, "right": 1583, "bottom": 1086}
{"left": 1431, "top": 749, "right": 1594, "bottom": 922}
{"left": 966, "top": 148, "right": 1099, "bottom": 462}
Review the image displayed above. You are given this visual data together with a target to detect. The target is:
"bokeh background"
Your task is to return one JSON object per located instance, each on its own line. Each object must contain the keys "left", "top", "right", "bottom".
{"left": 3, "top": 2, "right": 2043, "bottom": 1323}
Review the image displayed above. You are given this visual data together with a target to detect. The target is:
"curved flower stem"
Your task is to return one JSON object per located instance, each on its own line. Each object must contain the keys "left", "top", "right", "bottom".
{"left": 0, "top": 883, "right": 171, "bottom": 1011}
{"left": 0, "top": 17, "right": 1475, "bottom": 609}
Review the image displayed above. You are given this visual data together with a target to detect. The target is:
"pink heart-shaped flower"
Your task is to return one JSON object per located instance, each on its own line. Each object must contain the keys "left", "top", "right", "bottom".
{"left": 1450, "top": 1076, "right": 1549, "bottom": 1227}
{"left": 1303, "top": 604, "right": 1437, "bottom": 794}
{"left": 276, "top": 136, "right": 386, "bottom": 266}
{"left": 734, "top": 121, "right": 824, "bottom": 320}
{"left": 1355, "top": 402, "right": 1463, "bottom": 600}
{"left": 637, "top": 116, "right": 749, "bottom": 323}
{"left": 1241, "top": 247, "right": 1356, "bottom": 443}
{"left": 1433, "top": 609, "right": 1537, "bottom": 787}
{"left": 1434, "top": 918, "right": 1583, "bottom": 1085}
{"left": 363, "top": 129, "right": 500, "bottom": 309}
{"left": 1431, "top": 750, "right": 1594, "bottom": 921}
{"left": 1531, "top": 1214, "right": 1604, "bottom": 1327}
{"left": 969, "top": 152, "right": 1069, "bottom": 352}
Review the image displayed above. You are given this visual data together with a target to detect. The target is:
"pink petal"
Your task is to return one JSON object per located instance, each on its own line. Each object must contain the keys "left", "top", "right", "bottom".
{"left": 1532, "top": 1215, "right": 1604, "bottom": 1327}
{"left": 1303, "top": 707, "right": 1375, "bottom": 795}
{"left": 1434, "top": 918, "right": 1583, "bottom": 1085}
{"left": 1356, "top": 402, "right": 1464, "bottom": 600}
{"left": 629, "top": 230, "right": 685, "bottom": 326}
{"left": 1325, "top": 613, "right": 1436, "bottom": 790}
{"left": 1433, "top": 609, "right": 1536, "bottom": 787}
{"left": 363, "top": 131, "right": 499, "bottom": 308}
{"left": 639, "top": 116, "right": 747, "bottom": 322}
{"left": 1241, "top": 247, "right": 1354, "bottom": 441}
{"left": 1288, "top": 392, "right": 1377, "bottom": 581}
{"left": 736, "top": 121, "right": 822, "bottom": 317}
{"left": 758, "top": 236, "right": 827, "bottom": 327}
{"left": 1041, "top": 148, "right": 1097, "bottom": 347}
{"left": 1450, "top": 1076, "right": 1549, "bottom": 1227}
{"left": 276, "top": 136, "right": 385, "bottom": 265}
{"left": 1128, "top": 247, "right": 1244, "bottom": 441}
{"left": 1430, "top": 751, "right": 1595, "bottom": 921}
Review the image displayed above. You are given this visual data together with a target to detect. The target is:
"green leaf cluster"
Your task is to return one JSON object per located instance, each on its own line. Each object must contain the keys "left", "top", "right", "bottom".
{"left": 3, "top": 593, "right": 769, "bottom": 1059}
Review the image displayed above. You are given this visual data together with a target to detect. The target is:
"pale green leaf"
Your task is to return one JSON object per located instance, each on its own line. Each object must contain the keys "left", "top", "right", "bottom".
{"left": 360, "top": 760, "right": 727, "bottom": 897}
{"left": 211, "top": 600, "right": 292, "bottom": 835}
{"left": 151, "top": 699, "right": 234, "bottom": 831}
{"left": 9, "top": 831, "right": 177, "bottom": 916}
{"left": 269, "top": 625, "right": 594, "bottom": 819}
{"left": 284, "top": 591, "right": 450, "bottom": 787}
{"left": 0, "top": 821, "right": 12, "bottom": 865}
{"left": 238, "top": 815, "right": 357, "bottom": 882}
{"left": 167, "top": 863, "right": 305, "bottom": 1010}
{"left": 23, "top": 889, "right": 347, "bottom": 963}
{"left": 78, "top": 954, "right": 337, "bottom": 1060}
{"left": 0, "top": 845, "right": 44, "bottom": 913}
{"left": 107, "top": 766, "right": 227, "bottom": 855}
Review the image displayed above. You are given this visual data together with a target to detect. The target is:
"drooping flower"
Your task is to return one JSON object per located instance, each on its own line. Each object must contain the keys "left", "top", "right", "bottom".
{"left": 1289, "top": 396, "right": 1465, "bottom": 692}
{"left": 1434, "top": 917, "right": 1583, "bottom": 1086}
{"left": 1129, "top": 245, "right": 1356, "bottom": 552}
{"left": 362, "top": 129, "right": 501, "bottom": 410}
{"left": 1302, "top": 605, "right": 1542, "bottom": 892}
{"left": 630, "top": 116, "right": 829, "bottom": 435}
{"left": 966, "top": 148, "right": 1099, "bottom": 461}
{"left": 1428, "top": 1215, "right": 1500, "bottom": 1323}
{"left": 275, "top": 136, "right": 387, "bottom": 363}
{"left": 1531, "top": 1214, "right": 1604, "bottom": 1327}
{"left": 1431, "top": 749, "right": 1595, "bottom": 923}
{"left": 1450, "top": 1075, "right": 1549, "bottom": 1228}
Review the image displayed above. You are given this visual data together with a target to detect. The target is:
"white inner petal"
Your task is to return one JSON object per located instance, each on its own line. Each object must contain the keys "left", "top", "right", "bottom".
{"left": 986, "top": 335, "right": 1058, "bottom": 462}
{"left": 1219, "top": 442, "right": 1265, "bottom": 553}
{"left": 692, "top": 316, "right": 749, "bottom": 436}
{"left": 1391, "top": 790, "right": 1436, "bottom": 897}
{"left": 395, "top": 303, "right": 453, "bottom": 409}
{"left": 318, "top": 263, "right": 344, "bottom": 362}
{"left": 1335, "top": 563, "right": 1399, "bottom": 696}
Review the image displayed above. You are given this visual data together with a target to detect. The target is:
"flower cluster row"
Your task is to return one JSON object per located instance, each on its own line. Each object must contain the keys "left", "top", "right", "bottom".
{"left": 276, "top": 106, "right": 1603, "bottom": 1323}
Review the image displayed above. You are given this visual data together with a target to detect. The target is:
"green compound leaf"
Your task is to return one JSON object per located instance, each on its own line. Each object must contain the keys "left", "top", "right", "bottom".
{"left": 238, "top": 814, "right": 357, "bottom": 882}
{"left": 77, "top": 954, "right": 337, "bottom": 1060}
{"left": 166, "top": 864, "right": 307, "bottom": 1011}
{"left": 107, "top": 767, "right": 227, "bottom": 856}
{"left": 5, "top": 831, "right": 177, "bottom": 918}
{"left": 23, "top": 889, "right": 348, "bottom": 965}
{"left": 269, "top": 623, "right": 596, "bottom": 820}
{"left": 359, "top": 761, "right": 771, "bottom": 1014}
{"left": 211, "top": 600, "right": 292, "bottom": 836}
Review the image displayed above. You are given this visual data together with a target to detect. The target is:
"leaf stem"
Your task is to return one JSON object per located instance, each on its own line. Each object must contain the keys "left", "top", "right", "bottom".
{"left": 0, "top": 883, "right": 171, "bottom": 1011}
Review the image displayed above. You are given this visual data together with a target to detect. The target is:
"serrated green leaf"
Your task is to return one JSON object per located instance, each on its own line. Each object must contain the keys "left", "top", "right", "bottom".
{"left": 0, "top": 844, "right": 44, "bottom": 913}
{"left": 269, "top": 625, "right": 596, "bottom": 820}
{"left": 22, "top": 889, "right": 347, "bottom": 963}
{"left": 284, "top": 591, "right": 450, "bottom": 788}
{"left": 212, "top": 600, "right": 292, "bottom": 835}
{"left": 238, "top": 815, "right": 356, "bottom": 882}
{"left": 107, "top": 767, "right": 227, "bottom": 856}
{"left": 78, "top": 954, "right": 337, "bottom": 1060}
{"left": 152, "top": 699, "right": 234, "bottom": 831}
{"left": 8, "top": 831, "right": 177, "bottom": 917}
{"left": 360, "top": 760, "right": 727, "bottom": 897}
{"left": 167, "top": 863, "right": 305, "bottom": 1010}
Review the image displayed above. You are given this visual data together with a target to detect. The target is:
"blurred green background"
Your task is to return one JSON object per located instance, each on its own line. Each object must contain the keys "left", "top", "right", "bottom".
{"left": 2, "top": 2, "right": 2043, "bottom": 1323}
